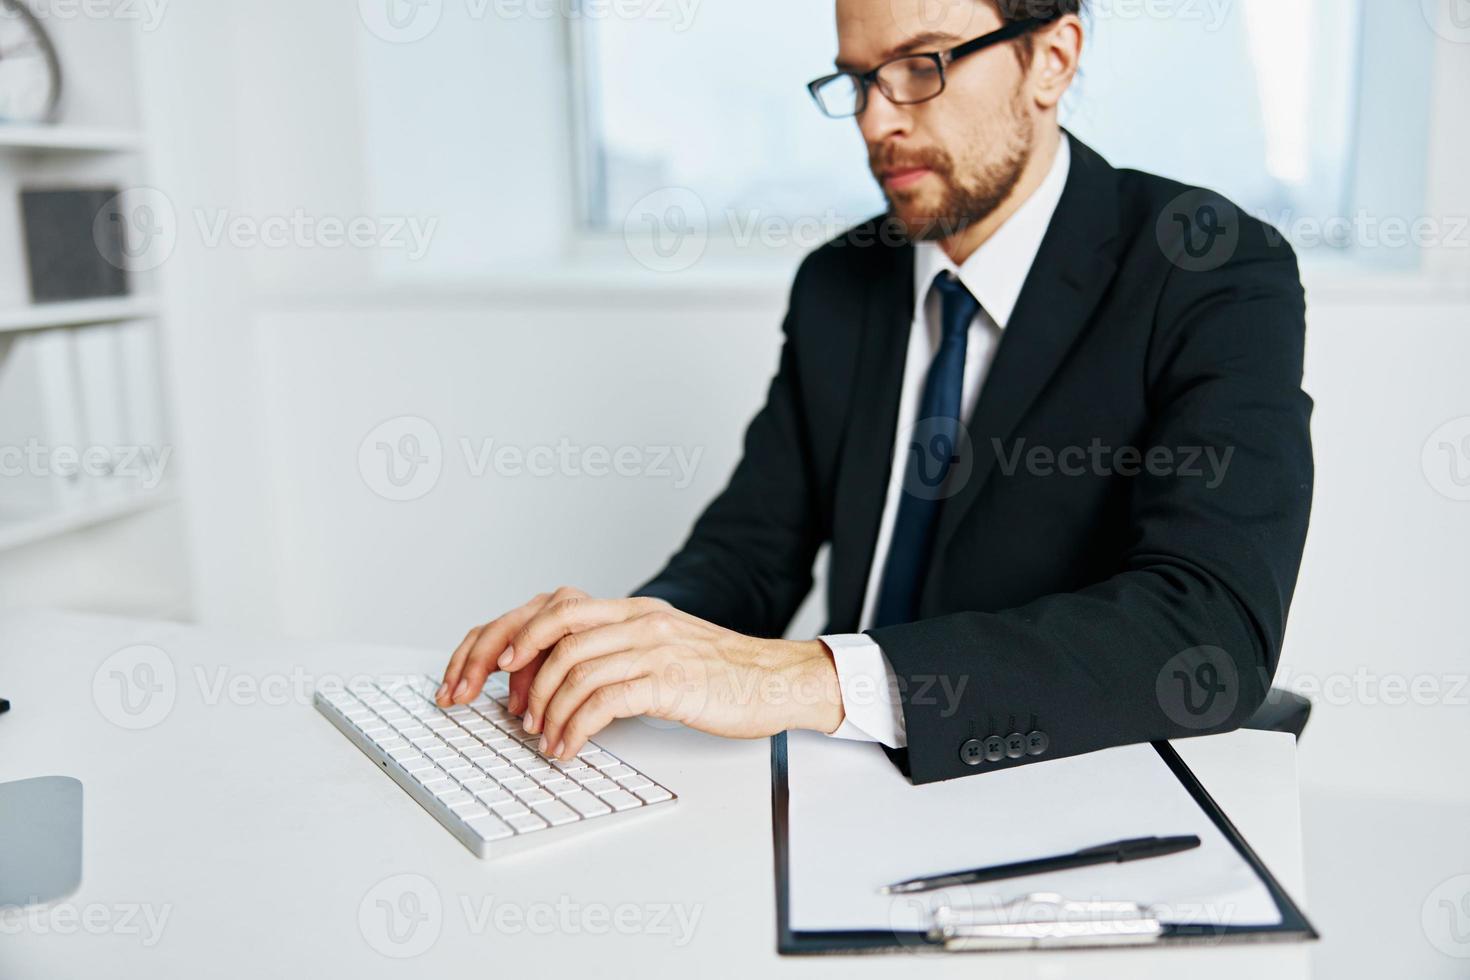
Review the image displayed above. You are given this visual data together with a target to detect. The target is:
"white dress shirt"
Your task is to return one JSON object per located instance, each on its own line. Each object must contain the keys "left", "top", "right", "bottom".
{"left": 822, "top": 138, "right": 1072, "bottom": 747}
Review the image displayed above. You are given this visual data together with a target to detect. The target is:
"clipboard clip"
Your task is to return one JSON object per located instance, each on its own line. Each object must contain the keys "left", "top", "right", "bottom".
{"left": 927, "top": 892, "right": 1163, "bottom": 951}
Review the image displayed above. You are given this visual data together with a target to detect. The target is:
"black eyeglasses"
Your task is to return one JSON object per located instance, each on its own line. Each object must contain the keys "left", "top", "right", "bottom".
{"left": 807, "top": 18, "right": 1050, "bottom": 119}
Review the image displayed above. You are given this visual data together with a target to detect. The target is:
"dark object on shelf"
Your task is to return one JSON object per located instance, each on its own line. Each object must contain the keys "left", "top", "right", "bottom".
{"left": 0, "top": 697, "right": 9, "bottom": 714}
{"left": 20, "top": 187, "right": 131, "bottom": 302}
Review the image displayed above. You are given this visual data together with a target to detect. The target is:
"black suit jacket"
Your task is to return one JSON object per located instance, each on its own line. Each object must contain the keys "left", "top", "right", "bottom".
{"left": 636, "top": 133, "right": 1313, "bottom": 784}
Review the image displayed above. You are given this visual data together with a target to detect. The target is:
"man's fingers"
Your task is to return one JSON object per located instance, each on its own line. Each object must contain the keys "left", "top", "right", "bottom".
{"left": 506, "top": 651, "right": 546, "bottom": 715}
{"left": 536, "top": 650, "right": 651, "bottom": 755}
{"left": 438, "top": 591, "right": 551, "bottom": 706}
{"left": 555, "top": 678, "right": 659, "bottom": 761}
{"left": 506, "top": 596, "right": 656, "bottom": 674}
{"left": 437, "top": 625, "right": 482, "bottom": 704}
{"left": 522, "top": 619, "right": 650, "bottom": 733}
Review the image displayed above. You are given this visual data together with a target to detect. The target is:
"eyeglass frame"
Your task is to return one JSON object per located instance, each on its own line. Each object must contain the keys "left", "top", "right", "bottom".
{"left": 806, "top": 17, "right": 1053, "bottom": 119}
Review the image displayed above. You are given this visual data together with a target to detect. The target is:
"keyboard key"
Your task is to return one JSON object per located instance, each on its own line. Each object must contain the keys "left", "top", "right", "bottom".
{"left": 450, "top": 800, "right": 489, "bottom": 819}
{"left": 583, "top": 778, "right": 617, "bottom": 796}
{"left": 464, "top": 813, "right": 514, "bottom": 841}
{"left": 436, "top": 789, "right": 472, "bottom": 805}
{"left": 580, "top": 751, "right": 617, "bottom": 769}
{"left": 567, "top": 768, "right": 602, "bottom": 785}
{"left": 400, "top": 756, "right": 435, "bottom": 774}
{"left": 561, "top": 791, "right": 612, "bottom": 818}
{"left": 459, "top": 776, "right": 493, "bottom": 792}
{"left": 482, "top": 765, "right": 518, "bottom": 781}
{"left": 388, "top": 747, "right": 421, "bottom": 763}
{"left": 501, "top": 777, "right": 535, "bottom": 794}
{"left": 542, "top": 779, "right": 579, "bottom": 797}
{"left": 633, "top": 785, "right": 673, "bottom": 804}
{"left": 491, "top": 800, "right": 529, "bottom": 818}
{"left": 516, "top": 787, "right": 553, "bottom": 804}
{"left": 507, "top": 812, "right": 549, "bottom": 834}
{"left": 600, "top": 790, "right": 642, "bottom": 811}
{"left": 474, "top": 787, "right": 512, "bottom": 805}
{"left": 600, "top": 764, "right": 635, "bottom": 780}
{"left": 532, "top": 800, "right": 579, "bottom": 826}
{"left": 616, "top": 774, "right": 653, "bottom": 791}
{"left": 421, "top": 778, "right": 454, "bottom": 795}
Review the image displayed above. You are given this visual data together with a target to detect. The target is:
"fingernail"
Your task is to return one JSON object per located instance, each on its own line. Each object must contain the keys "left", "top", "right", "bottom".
{"left": 497, "top": 649, "right": 514, "bottom": 669}
{"left": 538, "top": 737, "right": 549, "bottom": 754}
{"left": 526, "top": 714, "right": 539, "bottom": 734}
{"left": 452, "top": 679, "right": 468, "bottom": 702}
{"left": 435, "top": 683, "right": 449, "bottom": 702}
{"left": 554, "top": 741, "right": 566, "bottom": 759}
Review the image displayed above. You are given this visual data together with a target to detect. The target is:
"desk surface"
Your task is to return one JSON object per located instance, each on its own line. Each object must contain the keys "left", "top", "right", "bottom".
{"left": 0, "top": 610, "right": 1313, "bottom": 978}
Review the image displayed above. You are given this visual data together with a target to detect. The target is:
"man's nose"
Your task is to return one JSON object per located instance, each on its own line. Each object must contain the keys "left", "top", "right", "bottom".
{"left": 856, "top": 85, "right": 912, "bottom": 145}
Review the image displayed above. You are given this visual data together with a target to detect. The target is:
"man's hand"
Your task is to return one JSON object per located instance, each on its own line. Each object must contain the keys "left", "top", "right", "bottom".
{"left": 437, "top": 586, "right": 589, "bottom": 715}
{"left": 436, "top": 587, "right": 844, "bottom": 760}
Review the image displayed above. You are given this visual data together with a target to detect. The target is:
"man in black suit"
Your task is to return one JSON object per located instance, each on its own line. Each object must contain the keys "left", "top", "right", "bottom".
{"left": 435, "top": 0, "right": 1312, "bottom": 784}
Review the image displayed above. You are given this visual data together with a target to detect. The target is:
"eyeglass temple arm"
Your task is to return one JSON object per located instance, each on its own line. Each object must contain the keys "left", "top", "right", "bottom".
{"left": 946, "top": 16, "right": 1054, "bottom": 63}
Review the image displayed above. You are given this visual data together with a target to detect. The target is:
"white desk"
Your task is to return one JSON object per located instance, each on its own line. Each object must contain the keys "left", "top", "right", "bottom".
{"left": 0, "top": 610, "right": 1313, "bottom": 978}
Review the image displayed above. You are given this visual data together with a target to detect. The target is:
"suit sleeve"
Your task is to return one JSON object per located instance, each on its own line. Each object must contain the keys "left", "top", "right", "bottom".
{"left": 869, "top": 219, "right": 1314, "bottom": 784}
{"left": 632, "top": 265, "right": 825, "bottom": 639}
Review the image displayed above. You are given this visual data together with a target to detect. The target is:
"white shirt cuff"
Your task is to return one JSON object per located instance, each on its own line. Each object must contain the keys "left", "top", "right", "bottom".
{"left": 818, "top": 633, "right": 907, "bottom": 748}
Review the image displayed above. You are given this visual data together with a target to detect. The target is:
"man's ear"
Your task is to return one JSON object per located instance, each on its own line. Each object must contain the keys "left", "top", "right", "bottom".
{"left": 1030, "top": 14, "right": 1084, "bottom": 111}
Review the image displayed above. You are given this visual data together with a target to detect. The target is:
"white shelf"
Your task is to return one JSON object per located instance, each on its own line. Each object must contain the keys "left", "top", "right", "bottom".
{"left": 0, "top": 124, "right": 143, "bottom": 153}
{"left": 0, "top": 491, "right": 177, "bottom": 553}
{"left": 0, "top": 297, "right": 160, "bottom": 335}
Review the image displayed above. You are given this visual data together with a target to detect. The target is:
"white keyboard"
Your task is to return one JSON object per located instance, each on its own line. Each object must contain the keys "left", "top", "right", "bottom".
{"left": 314, "top": 673, "right": 676, "bottom": 857}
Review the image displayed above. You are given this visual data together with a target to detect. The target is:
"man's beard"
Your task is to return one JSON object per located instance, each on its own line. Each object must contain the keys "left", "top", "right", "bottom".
{"left": 871, "top": 93, "right": 1033, "bottom": 242}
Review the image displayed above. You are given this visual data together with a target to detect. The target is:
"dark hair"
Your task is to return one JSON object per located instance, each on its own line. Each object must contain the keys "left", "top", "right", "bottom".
{"left": 991, "top": 0, "right": 1085, "bottom": 67}
{"left": 993, "top": 0, "right": 1086, "bottom": 19}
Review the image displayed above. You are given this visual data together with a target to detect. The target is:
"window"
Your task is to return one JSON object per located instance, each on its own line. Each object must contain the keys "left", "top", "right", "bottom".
{"left": 573, "top": 0, "right": 1432, "bottom": 267}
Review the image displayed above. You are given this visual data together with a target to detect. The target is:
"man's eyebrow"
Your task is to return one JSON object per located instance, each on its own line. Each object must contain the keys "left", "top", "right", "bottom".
{"left": 834, "top": 31, "right": 962, "bottom": 72}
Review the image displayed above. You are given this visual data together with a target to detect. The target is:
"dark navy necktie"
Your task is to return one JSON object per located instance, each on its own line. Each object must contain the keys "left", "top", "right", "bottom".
{"left": 871, "top": 271, "right": 981, "bottom": 629}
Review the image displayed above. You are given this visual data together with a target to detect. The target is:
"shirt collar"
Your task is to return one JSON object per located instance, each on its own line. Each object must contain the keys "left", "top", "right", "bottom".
{"left": 912, "top": 136, "right": 1071, "bottom": 331}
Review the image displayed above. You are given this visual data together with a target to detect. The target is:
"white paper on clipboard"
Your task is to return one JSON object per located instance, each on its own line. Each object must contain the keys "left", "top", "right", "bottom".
{"left": 785, "top": 731, "right": 1283, "bottom": 933}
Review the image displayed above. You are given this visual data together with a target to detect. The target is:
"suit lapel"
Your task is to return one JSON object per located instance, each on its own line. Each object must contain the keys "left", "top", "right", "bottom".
{"left": 928, "top": 135, "right": 1123, "bottom": 582}
{"left": 827, "top": 238, "right": 914, "bottom": 633}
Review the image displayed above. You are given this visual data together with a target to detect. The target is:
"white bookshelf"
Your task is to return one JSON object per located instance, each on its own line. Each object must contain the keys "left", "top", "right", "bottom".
{"left": 0, "top": 17, "right": 175, "bottom": 560}
{"left": 0, "top": 124, "right": 143, "bottom": 153}
{"left": 0, "top": 296, "right": 159, "bottom": 334}
{"left": 0, "top": 490, "right": 176, "bottom": 554}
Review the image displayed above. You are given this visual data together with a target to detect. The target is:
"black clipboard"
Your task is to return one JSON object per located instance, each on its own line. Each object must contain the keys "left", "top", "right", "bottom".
{"left": 770, "top": 733, "right": 1317, "bottom": 955}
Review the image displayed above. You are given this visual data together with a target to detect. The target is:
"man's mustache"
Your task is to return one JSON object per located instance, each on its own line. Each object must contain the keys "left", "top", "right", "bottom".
{"left": 868, "top": 143, "right": 954, "bottom": 179}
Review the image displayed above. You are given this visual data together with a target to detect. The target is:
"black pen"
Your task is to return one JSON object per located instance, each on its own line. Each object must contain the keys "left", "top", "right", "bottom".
{"left": 879, "top": 835, "right": 1202, "bottom": 895}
